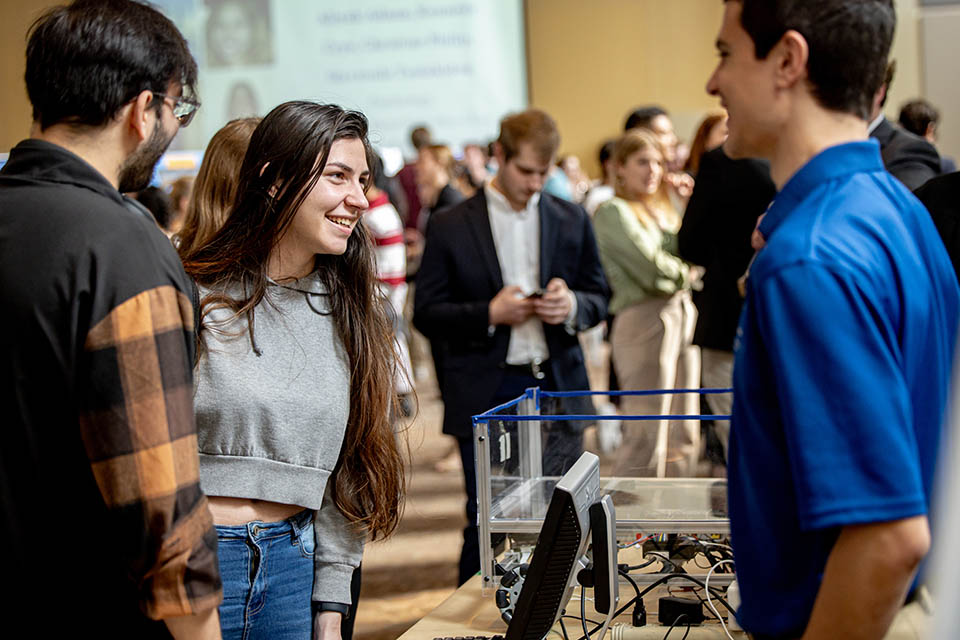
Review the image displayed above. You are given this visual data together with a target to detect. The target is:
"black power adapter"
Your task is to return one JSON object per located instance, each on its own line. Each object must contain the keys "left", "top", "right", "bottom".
{"left": 658, "top": 597, "right": 705, "bottom": 627}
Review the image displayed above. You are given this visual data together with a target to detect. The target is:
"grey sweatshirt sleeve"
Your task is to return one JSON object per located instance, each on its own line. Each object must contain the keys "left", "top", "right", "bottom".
{"left": 312, "top": 481, "right": 366, "bottom": 605}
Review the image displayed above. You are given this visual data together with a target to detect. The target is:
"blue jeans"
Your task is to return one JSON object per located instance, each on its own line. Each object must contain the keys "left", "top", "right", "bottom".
{"left": 216, "top": 509, "right": 315, "bottom": 640}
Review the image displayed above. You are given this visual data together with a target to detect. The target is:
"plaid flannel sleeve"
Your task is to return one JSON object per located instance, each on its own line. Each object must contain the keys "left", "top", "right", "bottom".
{"left": 79, "top": 285, "right": 222, "bottom": 619}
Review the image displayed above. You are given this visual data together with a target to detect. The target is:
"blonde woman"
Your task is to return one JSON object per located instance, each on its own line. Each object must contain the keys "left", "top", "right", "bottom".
{"left": 175, "top": 117, "right": 260, "bottom": 255}
{"left": 593, "top": 129, "right": 700, "bottom": 477}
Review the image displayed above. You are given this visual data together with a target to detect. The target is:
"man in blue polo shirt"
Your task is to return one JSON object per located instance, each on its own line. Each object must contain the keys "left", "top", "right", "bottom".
{"left": 707, "top": 1, "right": 959, "bottom": 638}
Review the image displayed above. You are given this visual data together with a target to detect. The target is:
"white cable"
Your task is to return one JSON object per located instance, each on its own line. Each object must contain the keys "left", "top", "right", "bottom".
{"left": 696, "top": 540, "right": 734, "bottom": 552}
{"left": 680, "top": 535, "right": 734, "bottom": 552}
{"left": 704, "top": 559, "right": 736, "bottom": 640}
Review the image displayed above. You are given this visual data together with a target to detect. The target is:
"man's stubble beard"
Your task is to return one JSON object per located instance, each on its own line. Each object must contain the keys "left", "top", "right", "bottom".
{"left": 118, "top": 118, "right": 175, "bottom": 193}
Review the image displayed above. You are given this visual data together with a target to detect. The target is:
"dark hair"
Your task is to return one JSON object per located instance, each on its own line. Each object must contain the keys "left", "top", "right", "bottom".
{"left": 597, "top": 139, "right": 617, "bottom": 181}
{"left": 26, "top": 0, "right": 198, "bottom": 130}
{"left": 370, "top": 153, "right": 389, "bottom": 192}
{"left": 598, "top": 140, "right": 617, "bottom": 167}
{"left": 182, "top": 101, "right": 405, "bottom": 539}
{"left": 727, "top": 0, "right": 895, "bottom": 120}
{"left": 410, "top": 126, "right": 432, "bottom": 150}
{"left": 624, "top": 106, "right": 668, "bottom": 132}
{"left": 899, "top": 99, "right": 939, "bottom": 138}
{"left": 136, "top": 186, "right": 173, "bottom": 230}
{"left": 498, "top": 109, "right": 560, "bottom": 163}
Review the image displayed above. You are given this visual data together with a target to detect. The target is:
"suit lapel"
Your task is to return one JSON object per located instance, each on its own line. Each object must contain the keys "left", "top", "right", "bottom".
{"left": 465, "top": 191, "right": 504, "bottom": 291}
{"left": 539, "top": 195, "right": 559, "bottom": 288}
{"left": 871, "top": 117, "right": 894, "bottom": 146}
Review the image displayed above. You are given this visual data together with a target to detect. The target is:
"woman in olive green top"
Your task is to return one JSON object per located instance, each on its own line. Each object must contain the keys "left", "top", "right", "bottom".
{"left": 593, "top": 129, "right": 700, "bottom": 478}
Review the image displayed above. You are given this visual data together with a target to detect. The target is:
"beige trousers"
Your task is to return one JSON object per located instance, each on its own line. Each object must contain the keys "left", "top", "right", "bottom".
{"left": 610, "top": 291, "right": 700, "bottom": 477}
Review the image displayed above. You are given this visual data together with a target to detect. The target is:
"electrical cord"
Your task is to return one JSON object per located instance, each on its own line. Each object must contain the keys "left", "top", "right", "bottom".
{"left": 618, "top": 567, "right": 642, "bottom": 600}
{"left": 620, "top": 568, "right": 646, "bottom": 628}
{"left": 581, "top": 588, "right": 590, "bottom": 640}
{"left": 559, "top": 616, "right": 570, "bottom": 640}
{"left": 662, "top": 613, "right": 691, "bottom": 640}
{"left": 679, "top": 536, "right": 733, "bottom": 553}
{"left": 624, "top": 558, "right": 658, "bottom": 571}
{"left": 647, "top": 553, "right": 687, "bottom": 574}
{"left": 618, "top": 535, "right": 652, "bottom": 550}
{"left": 702, "top": 547, "right": 727, "bottom": 570}
{"left": 705, "top": 559, "right": 736, "bottom": 640}
{"left": 574, "top": 572, "right": 736, "bottom": 640}
{"left": 574, "top": 595, "right": 640, "bottom": 640}
{"left": 635, "top": 574, "right": 733, "bottom": 614}
{"left": 678, "top": 536, "right": 733, "bottom": 570}
{"left": 666, "top": 585, "right": 717, "bottom": 620}
{"left": 686, "top": 586, "right": 719, "bottom": 620}
{"left": 571, "top": 580, "right": 619, "bottom": 640}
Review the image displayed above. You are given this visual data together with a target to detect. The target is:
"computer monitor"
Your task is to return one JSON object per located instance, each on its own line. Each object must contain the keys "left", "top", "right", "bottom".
{"left": 504, "top": 452, "right": 618, "bottom": 640}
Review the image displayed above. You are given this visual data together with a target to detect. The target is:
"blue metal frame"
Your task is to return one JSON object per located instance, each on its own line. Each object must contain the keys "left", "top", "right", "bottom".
{"left": 472, "top": 387, "right": 734, "bottom": 424}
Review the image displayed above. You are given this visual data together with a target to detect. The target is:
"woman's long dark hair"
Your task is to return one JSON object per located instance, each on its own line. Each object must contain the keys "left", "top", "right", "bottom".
{"left": 181, "top": 101, "right": 405, "bottom": 539}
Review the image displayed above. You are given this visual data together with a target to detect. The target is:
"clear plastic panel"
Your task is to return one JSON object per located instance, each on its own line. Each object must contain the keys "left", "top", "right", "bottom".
{"left": 474, "top": 388, "right": 731, "bottom": 593}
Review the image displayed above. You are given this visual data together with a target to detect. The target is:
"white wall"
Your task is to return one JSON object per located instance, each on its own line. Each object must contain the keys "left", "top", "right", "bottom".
{"left": 920, "top": 5, "right": 960, "bottom": 162}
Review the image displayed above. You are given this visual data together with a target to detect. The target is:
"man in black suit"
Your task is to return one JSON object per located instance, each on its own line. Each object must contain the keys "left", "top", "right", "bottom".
{"left": 915, "top": 171, "right": 960, "bottom": 281}
{"left": 677, "top": 146, "right": 776, "bottom": 460}
{"left": 868, "top": 62, "right": 941, "bottom": 191}
{"left": 414, "top": 109, "right": 609, "bottom": 585}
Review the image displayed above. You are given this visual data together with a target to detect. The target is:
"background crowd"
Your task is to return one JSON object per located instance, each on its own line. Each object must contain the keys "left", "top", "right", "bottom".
{"left": 138, "top": 85, "right": 957, "bottom": 483}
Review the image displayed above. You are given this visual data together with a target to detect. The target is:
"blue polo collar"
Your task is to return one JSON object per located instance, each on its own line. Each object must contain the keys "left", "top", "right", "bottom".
{"left": 759, "top": 140, "right": 884, "bottom": 240}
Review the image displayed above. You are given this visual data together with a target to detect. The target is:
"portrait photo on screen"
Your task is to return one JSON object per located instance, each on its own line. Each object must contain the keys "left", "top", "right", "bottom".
{"left": 205, "top": 0, "right": 274, "bottom": 67}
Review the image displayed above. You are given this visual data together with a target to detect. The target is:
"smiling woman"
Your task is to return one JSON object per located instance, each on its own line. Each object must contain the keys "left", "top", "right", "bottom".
{"left": 592, "top": 129, "right": 700, "bottom": 479}
{"left": 180, "top": 101, "right": 405, "bottom": 640}
{"left": 268, "top": 136, "right": 371, "bottom": 278}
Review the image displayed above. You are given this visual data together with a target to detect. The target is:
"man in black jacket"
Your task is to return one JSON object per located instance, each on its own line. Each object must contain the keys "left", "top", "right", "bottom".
{"left": 677, "top": 146, "right": 775, "bottom": 458}
{"left": 868, "top": 62, "right": 941, "bottom": 190}
{"left": 915, "top": 171, "right": 960, "bottom": 281}
{"left": 414, "top": 109, "right": 609, "bottom": 585}
{"left": 0, "top": 2, "right": 220, "bottom": 637}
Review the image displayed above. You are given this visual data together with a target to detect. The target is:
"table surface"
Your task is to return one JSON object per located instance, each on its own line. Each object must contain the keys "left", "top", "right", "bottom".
{"left": 397, "top": 575, "right": 749, "bottom": 640}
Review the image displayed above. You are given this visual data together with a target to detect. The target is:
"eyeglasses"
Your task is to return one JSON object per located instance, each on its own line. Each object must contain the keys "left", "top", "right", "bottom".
{"left": 153, "top": 92, "right": 201, "bottom": 128}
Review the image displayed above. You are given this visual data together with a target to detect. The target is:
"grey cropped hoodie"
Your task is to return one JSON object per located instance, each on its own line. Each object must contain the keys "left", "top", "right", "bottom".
{"left": 194, "top": 273, "right": 363, "bottom": 606}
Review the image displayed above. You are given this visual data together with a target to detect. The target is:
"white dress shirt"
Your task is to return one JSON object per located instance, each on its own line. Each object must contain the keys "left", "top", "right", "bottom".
{"left": 485, "top": 182, "right": 550, "bottom": 365}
